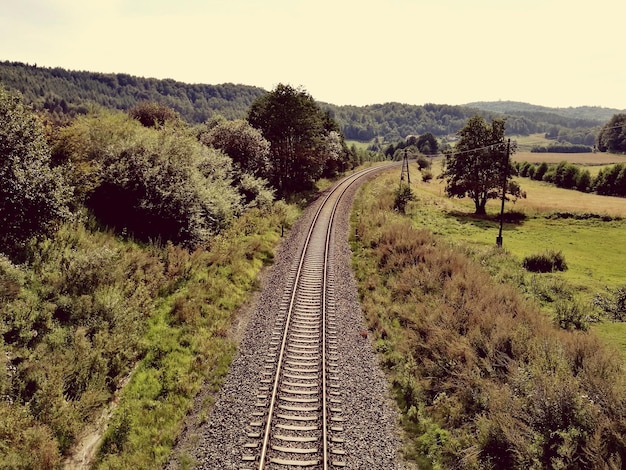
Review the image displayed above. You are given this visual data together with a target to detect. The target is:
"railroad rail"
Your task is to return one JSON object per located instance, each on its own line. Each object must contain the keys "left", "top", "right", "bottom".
{"left": 240, "top": 165, "right": 392, "bottom": 469}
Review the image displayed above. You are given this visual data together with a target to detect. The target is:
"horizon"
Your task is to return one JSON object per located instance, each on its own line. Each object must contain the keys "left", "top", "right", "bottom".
{"left": 1, "top": 0, "right": 624, "bottom": 109}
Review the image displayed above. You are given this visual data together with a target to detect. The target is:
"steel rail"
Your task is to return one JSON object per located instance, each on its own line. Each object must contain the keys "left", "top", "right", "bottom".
{"left": 255, "top": 164, "right": 395, "bottom": 469}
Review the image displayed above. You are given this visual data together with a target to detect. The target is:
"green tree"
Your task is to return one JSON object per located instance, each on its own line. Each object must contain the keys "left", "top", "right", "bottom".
{"left": 0, "top": 86, "right": 72, "bottom": 261}
{"left": 416, "top": 132, "right": 439, "bottom": 155}
{"left": 443, "top": 115, "right": 516, "bottom": 215}
{"left": 247, "top": 84, "right": 339, "bottom": 194}
{"left": 597, "top": 114, "right": 626, "bottom": 153}
{"left": 129, "top": 101, "right": 181, "bottom": 128}
{"left": 199, "top": 119, "right": 270, "bottom": 177}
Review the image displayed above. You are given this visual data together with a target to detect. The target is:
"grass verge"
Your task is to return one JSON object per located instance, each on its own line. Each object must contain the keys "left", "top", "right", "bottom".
{"left": 351, "top": 171, "right": 626, "bottom": 469}
{"left": 94, "top": 207, "right": 292, "bottom": 469}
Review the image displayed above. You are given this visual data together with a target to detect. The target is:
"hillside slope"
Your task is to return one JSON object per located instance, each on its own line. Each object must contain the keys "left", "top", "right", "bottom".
{"left": 1, "top": 60, "right": 621, "bottom": 143}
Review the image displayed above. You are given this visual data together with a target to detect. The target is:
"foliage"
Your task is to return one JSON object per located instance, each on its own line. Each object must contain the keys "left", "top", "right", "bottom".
{"left": 594, "top": 163, "right": 626, "bottom": 197}
{"left": 597, "top": 114, "right": 626, "bottom": 153}
{"left": 96, "top": 204, "right": 285, "bottom": 469}
{"left": 0, "top": 223, "right": 165, "bottom": 462}
{"left": 553, "top": 299, "right": 593, "bottom": 331}
{"left": 384, "top": 134, "right": 440, "bottom": 159}
{"left": 531, "top": 143, "right": 593, "bottom": 153}
{"left": 443, "top": 116, "right": 517, "bottom": 214}
{"left": 0, "top": 198, "right": 290, "bottom": 466}
{"left": 594, "top": 286, "right": 626, "bottom": 322}
{"left": 0, "top": 86, "right": 72, "bottom": 261}
{"left": 128, "top": 101, "right": 181, "bottom": 128}
{"left": 351, "top": 175, "right": 626, "bottom": 469}
{"left": 517, "top": 160, "right": 626, "bottom": 196}
{"left": 247, "top": 84, "right": 351, "bottom": 195}
{"left": 393, "top": 185, "right": 415, "bottom": 214}
{"left": 2, "top": 61, "right": 617, "bottom": 146}
{"left": 54, "top": 111, "right": 242, "bottom": 248}
{"left": 416, "top": 155, "right": 432, "bottom": 171}
{"left": 522, "top": 250, "right": 568, "bottom": 273}
{"left": 416, "top": 132, "right": 439, "bottom": 155}
{"left": 0, "top": 60, "right": 266, "bottom": 123}
{"left": 199, "top": 119, "right": 271, "bottom": 178}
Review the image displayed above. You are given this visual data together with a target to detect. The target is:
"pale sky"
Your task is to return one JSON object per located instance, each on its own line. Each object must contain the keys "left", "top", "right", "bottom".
{"left": 1, "top": 0, "right": 624, "bottom": 109}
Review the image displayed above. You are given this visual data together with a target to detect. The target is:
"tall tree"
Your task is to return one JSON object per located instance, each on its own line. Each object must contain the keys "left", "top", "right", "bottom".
{"left": 443, "top": 115, "right": 518, "bottom": 215}
{"left": 597, "top": 114, "right": 626, "bottom": 153}
{"left": 0, "top": 86, "right": 71, "bottom": 260}
{"left": 416, "top": 132, "right": 439, "bottom": 155}
{"left": 247, "top": 84, "right": 333, "bottom": 195}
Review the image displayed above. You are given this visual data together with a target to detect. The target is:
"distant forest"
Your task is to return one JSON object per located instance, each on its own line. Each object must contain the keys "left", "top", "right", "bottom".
{"left": 1, "top": 60, "right": 624, "bottom": 144}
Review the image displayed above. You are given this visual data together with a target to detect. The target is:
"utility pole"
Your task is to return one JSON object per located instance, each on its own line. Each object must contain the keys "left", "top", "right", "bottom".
{"left": 400, "top": 149, "right": 411, "bottom": 185}
{"left": 496, "top": 138, "right": 510, "bottom": 247}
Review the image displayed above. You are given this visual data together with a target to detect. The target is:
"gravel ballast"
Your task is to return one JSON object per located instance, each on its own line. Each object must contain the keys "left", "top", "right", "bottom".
{"left": 167, "top": 174, "right": 412, "bottom": 469}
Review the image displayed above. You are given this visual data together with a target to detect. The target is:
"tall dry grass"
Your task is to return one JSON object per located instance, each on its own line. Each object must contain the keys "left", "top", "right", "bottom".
{"left": 352, "top": 178, "right": 626, "bottom": 469}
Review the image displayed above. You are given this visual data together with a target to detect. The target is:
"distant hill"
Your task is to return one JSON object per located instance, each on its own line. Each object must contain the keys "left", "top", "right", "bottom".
{"left": 0, "top": 60, "right": 266, "bottom": 122}
{"left": 1, "top": 61, "right": 621, "bottom": 144}
{"left": 466, "top": 100, "right": 624, "bottom": 124}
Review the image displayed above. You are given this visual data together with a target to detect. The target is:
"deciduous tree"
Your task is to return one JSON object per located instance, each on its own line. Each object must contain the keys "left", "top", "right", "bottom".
{"left": 0, "top": 86, "right": 71, "bottom": 260}
{"left": 597, "top": 114, "right": 626, "bottom": 153}
{"left": 247, "top": 84, "right": 343, "bottom": 194}
{"left": 443, "top": 115, "right": 517, "bottom": 214}
{"left": 200, "top": 119, "right": 270, "bottom": 177}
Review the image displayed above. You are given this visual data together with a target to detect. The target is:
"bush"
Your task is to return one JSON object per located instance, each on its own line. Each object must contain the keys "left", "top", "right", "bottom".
{"left": 394, "top": 185, "right": 415, "bottom": 214}
{"left": 593, "top": 285, "right": 626, "bottom": 321}
{"left": 522, "top": 250, "right": 568, "bottom": 273}
{"left": 421, "top": 169, "right": 433, "bottom": 182}
{"left": 57, "top": 112, "right": 243, "bottom": 248}
{"left": 416, "top": 155, "right": 432, "bottom": 171}
{"left": 554, "top": 299, "right": 591, "bottom": 331}
{"left": 533, "top": 162, "right": 549, "bottom": 181}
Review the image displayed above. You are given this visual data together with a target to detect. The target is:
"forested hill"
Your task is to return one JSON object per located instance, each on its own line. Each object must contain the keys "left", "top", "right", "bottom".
{"left": 466, "top": 100, "right": 624, "bottom": 124}
{"left": 0, "top": 60, "right": 266, "bottom": 122}
{"left": 1, "top": 60, "right": 621, "bottom": 143}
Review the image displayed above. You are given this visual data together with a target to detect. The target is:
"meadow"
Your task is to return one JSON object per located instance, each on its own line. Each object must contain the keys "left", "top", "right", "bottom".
{"left": 350, "top": 164, "right": 626, "bottom": 468}
{"left": 416, "top": 154, "right": 626, "bottom": 354}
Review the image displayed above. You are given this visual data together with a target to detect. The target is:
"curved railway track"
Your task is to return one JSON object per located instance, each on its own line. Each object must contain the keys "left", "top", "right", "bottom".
{"left": 239, "top": 165, "right": 393, "bottom": 469}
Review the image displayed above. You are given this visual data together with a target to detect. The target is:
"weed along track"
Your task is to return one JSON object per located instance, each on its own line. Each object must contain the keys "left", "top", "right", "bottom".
{"left": 240, "top": 167, "right": 384, "bottom": 469}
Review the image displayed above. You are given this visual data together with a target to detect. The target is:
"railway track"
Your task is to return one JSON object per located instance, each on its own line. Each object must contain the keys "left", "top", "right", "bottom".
{"left": 239, "top": 166, "right": 391, "bottom": 469}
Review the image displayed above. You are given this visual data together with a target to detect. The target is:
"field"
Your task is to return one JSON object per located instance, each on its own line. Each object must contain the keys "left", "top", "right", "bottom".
{"left": 412, "top": 154, "right": 626, "bottom": 357}
{"left": 350, "top": 168, "right": 626, "bottom": 468}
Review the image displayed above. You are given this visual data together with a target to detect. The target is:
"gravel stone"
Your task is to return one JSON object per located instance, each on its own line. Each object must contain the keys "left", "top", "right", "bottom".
{"left": 167, "top": 173, "right": 413, "bottom": 470}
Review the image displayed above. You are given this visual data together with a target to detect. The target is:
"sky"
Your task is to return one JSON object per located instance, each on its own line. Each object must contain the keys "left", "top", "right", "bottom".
{"left": 1, "top": 0, "right": 624, "bottom": 109}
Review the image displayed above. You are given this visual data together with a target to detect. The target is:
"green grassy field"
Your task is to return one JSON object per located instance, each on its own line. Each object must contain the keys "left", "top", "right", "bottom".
{"left": 404, "top": 157, "right": 626, "bottom": 358}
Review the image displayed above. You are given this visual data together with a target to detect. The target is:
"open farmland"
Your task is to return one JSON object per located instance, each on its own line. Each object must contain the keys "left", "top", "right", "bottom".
{"left": 513, "top": 150, "right": 626, "bottom": 165}
{"left": 412, "top": 158, "right": 626, "bottom": 358}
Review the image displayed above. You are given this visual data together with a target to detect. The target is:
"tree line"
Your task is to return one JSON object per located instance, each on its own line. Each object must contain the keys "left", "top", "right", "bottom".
{"left": 517, "top": 159, "right": 626, "bottom": 196}
{"left": 1, "top": 60, "right": 619, "bottom": 145}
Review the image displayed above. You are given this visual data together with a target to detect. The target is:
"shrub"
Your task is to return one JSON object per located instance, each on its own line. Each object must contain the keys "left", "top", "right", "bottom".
{"left": 128, "top": 101, "right": 180, "bottom": 128}
{"left": 58, "top": 112, "right": 243, "bottom": 248}
{"left": 554, "top": 299, "right": 591, "bottom": 331}
{"left": 421, "top": 169, "right": 433, "bottom": 182}
{"left": 593, "top": 285, "right": 626, "bottom": 322}
{"left": 394, "top": 185, "right": 415, "bottom": 214}
{"left": 534, "top": 162, "right": 549, "bottom": 181}
{"left": 416, "top": 155, "right": 432, "bottom": 171}
{"left": 523, "top": 250, "right": 568, "bottom": 273}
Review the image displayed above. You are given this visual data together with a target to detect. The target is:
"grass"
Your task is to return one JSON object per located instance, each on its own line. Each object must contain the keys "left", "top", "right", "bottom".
{"left": 410, "top": 163, "right": 626, "bottom": 339}
{"left": 350, "top": 169, "right": 626, "bottom": 468}
{"left": 94, "top": 206, "right": 290, "bottom": 469}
